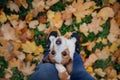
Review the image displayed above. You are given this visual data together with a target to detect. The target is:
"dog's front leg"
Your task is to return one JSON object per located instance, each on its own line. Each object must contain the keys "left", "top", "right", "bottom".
{"left": 55, "top": 64, "right": 70, "bottom": 80}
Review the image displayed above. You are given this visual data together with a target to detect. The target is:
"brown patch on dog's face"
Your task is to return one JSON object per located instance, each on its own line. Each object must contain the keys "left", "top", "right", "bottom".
{"left": 45, "top": 48, "right": 71, "bottom": 65}
{"left": 45, "top": 48, "right": 56, "bottom": 63}
{"left": 61, "top": 49, "right": 71, "bottom": 65}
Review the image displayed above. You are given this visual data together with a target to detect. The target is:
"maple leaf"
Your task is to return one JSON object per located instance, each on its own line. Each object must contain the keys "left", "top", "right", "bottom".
{"left": 8, "top": 58, "right": 21, "bottom": 68}
{"left": 95, "top": 46, "right": 110, "bottom": 60}
{"left": 79, "top": 23, "right": 89, "bottom": 37}
{"left": 0, "top": 10, "right": 7, "bottom": 23}
{"left": 29, "top": 20, "right": 39, "bottom": 29}
{"left": 17, "top": 52, "right": 25, "bottom": 61}
{"left": 97, "top": 7, "right": 114, "bottom": 24}
{"left": 1, "top": 23, "right": 17, "bottom": 41}
{"left": 81, "top": 41, "right": 95, "bottom": 51}
{"left": 18, "top": 62, "right": 36, "bottom": 76}
{"left": 14, "top": 0, "right": 28, "bottom": 9}
{"left": 7, "top": 14, "right": 19, "bottom": 21}
{"left": 37, "top": 23, "right": 46, "bottom": 31}
{"left": 107, "top": 19, "right": 120, "bottom": 43}
{"left": 88, "top": 18, "right": 103, "bottom": 35}
{"left": 84, "top": 54, "right": 98, "bottom": 68}
{"left": 53, "top": 12, "right": 63, "bottom": 29}
{"left": 32, "top": 0, "right": 45, "bottom": 9}
{"left": 46, "top": 0, "right": 59, "bottom": 8}
{"left": 7, "top": 1, "right": 19, "bottom": 12}
{"left": 21, "top": 41, "right": 44, "bottom": 54}
{"left": 5, "top": 67, "right": 13, "bottom": 79}
{"left": 94, "top": 68, "right": 106, "bottom": 77}
{"left": 72, "top": 0, "right": 96, "bottom": 22}
{"left": 109, "top": 42, "right": 119, "bottom": 53}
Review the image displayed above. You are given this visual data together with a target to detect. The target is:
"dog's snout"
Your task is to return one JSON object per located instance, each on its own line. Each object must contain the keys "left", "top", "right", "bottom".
{"left": 56, "top": 38, "right": 62, "bottom": 45}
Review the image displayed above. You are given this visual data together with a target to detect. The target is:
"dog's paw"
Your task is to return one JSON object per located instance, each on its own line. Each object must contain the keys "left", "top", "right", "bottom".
{"left": 55, "top": 64, "right": 70, "bottom": 80}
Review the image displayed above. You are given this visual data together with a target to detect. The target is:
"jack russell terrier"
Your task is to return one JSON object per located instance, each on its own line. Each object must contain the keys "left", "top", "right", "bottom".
{"left": 44, "top": 31, "right": 79, "bottom": 80}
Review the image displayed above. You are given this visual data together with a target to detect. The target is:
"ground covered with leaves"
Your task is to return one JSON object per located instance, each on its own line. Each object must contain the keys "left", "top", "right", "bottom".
{"left": 0, "top": 0, "right": 120, "bottom": 80}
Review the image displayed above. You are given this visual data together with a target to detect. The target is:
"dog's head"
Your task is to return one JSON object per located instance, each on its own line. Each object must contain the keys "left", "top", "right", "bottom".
{"left": 45, "top": 35, "right": 76, "bottom": 65}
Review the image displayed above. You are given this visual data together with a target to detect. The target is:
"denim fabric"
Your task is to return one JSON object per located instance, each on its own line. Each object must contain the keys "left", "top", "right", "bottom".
{"left": 29, "top": 52, "right": 95, "bottom": 80}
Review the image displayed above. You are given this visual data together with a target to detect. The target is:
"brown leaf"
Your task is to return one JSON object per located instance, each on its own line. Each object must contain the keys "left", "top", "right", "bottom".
{"left": 1, "top": 23, "right": 17, "bottom": 40}
{"left": 18, "top": 62, "right": 36, "bottom": 76}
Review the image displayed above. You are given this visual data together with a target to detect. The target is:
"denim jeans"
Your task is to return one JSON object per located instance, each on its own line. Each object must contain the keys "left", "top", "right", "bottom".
{"left": 29, "top": 52, "right": 95, "bottom": 80}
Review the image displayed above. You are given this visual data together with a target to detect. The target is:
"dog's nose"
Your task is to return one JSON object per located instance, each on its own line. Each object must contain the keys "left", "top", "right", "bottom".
{"left": 56, "top": 38, "right": 62, "bottom": 45}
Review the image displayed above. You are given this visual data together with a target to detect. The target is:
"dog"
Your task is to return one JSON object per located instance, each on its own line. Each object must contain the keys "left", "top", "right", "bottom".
{"left": 44, "top": 34, "right": 77, "bottom": 80}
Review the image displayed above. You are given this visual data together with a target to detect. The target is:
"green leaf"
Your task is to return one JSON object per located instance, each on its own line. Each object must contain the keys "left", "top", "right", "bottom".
{"left": 0, "top": 56, "right": 8, "bottom": 77}
{"left": 10, "top": 67, "right": 24, "bottom": 80}
{"left": 93, "top": 57, "right": 111, "bottom": 70}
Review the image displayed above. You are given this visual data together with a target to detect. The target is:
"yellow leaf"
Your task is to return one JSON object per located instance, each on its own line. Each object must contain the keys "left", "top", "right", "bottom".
{"left": 86, "top": 66, "right": 93, "bottom": 73}
{"left": 7, "top": 14, "right": 19, "bottom": 21}
{"left": 110, "top": 42, "right": 119, "bottom": 53}
{"left": 34, "top": 45, "right": 44, "bottom": 55}
{"left": 22, "top": 41, "right": 44, "bottom": 54}
{"left": 0, "top": 11, "right": 7, "bottom": 23}
{"left": 47, "top": 10, "right": 55, "bottom": 19}
{"left": 22, "top": 41, "right": 36, "bottom": 53}
{"left": 97, "top": 7, "right": 114, "bottom": 23}
{"left": 102, "top": 38, "right": 108, "bottom": 45}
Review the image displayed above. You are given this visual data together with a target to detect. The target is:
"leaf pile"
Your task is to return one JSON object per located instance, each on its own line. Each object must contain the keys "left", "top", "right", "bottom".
{"left": 0, "top": 0, "right": 120, "bottom": 80}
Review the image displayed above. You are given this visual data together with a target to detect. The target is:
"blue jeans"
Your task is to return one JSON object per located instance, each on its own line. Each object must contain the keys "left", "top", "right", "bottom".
{"left": 29, "top": 52, "right": 95, "bottom": 80}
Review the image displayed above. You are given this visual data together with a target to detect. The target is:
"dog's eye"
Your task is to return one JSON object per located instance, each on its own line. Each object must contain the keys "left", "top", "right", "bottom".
{"left": 62, "top": 51, "right": 67, "bottom": 56}
{"left": 51, "top": 50, "right": 56, "bottom": 55}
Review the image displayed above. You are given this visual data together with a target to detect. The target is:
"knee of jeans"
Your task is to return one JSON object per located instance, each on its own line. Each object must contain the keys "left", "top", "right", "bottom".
{"left": 30, "top": 63, "right": 59, "bottom": 80}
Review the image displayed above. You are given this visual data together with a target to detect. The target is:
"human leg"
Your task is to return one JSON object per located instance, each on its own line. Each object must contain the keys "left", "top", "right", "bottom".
{"left": 29, "top": 63, "right": 59, "bottom": 80}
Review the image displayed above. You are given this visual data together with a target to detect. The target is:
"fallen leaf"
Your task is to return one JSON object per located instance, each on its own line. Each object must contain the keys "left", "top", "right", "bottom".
{"left": 109, "top": 42, "right": 119, "bottom": 53}
{"left": 1, "top": 23, "right": 17, "bottom": 40}
{"left": 18, "top": 62, "right": 36, "bottom": 76}
{"left": 95, "top": 68, "right": 106, "bottom": 77}
{"left": 37, "top": 23, "right": 46, "bottom": 31}
{"left": 97, "top": 7, "right": 114, "bottom": 24}
{"left": 79, "top": 23, "right": 89, "bottom": 37}
{"left": 95, "top": 46, "right": 110, "bottom": 60}
{"left": 72, "top": 1, "right": 96, "bottom": 22}
{"left": 53, "top": 12, "right": 63, "bottom": 29}
{"left": 7, "top": 1, "right": 20, "bottom": 12}
{"left": 22, "top": 41, "right": 44, "bottom": 54}
{"left": 0, "top": 10, "right": 7, "bottom": 23}
{"left": 29, "top": 20, "right": 39, "bottom": 29}
{"left": 8, "top": 58, "right": 21, "bottom": 68}
{"left": 84, "top": 54, "right": 98, "bottom": 68}
{"left": 88, "top": 18, "right": 103, "bottom": 35}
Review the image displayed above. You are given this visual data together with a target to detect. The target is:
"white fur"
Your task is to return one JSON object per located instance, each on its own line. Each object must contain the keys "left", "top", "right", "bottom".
{"left": 50, "top": 36, "right": 76, "bottom": 63}
{"left": 55, "top": 64, "right": 66, "bottom": 73}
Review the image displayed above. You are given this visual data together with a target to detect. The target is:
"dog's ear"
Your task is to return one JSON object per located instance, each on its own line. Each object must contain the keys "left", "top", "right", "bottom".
{"left": 48, "top": 31, "right": 59, "bottom": 42}
{"left": 70, "top": 37, "right": 76, "bottom": 43}
{"left": 49, "top": 36, "right": 56, "bottom": 42}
